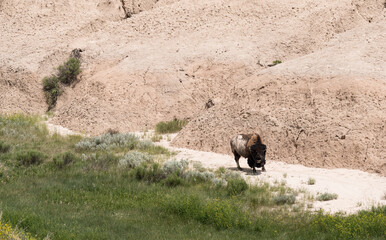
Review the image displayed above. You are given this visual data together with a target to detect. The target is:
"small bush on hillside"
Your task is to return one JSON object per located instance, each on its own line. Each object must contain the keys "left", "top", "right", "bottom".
{"left": 42, "top": 75, "right": 61, "bottom": 110}
{"left": 273, "top": 194, "right": 296, "bottom": 205}
{"left": 16, "top": 150, "right": 46, "bottom": 166}
{"left": 41, "top": 57, "right": 81, "bottom": 110}
{"left": 317, "top": 193, "right": 338, "bottom": 201}
{"left": 118, "top": 151, "right": 153, "bottom": 168}
{"left": 57, "top": 57, "right": 81, "bottom": 85}
{"left": 53, "top": 151, "right": 78, "bottom": 169}
{"left": 155, "top": 119, "right": 188, "bottom": 134}
{"left": 226, "top": 178, "right": 248, "bottom": 196}
{"left": 268, "top": 60, "right": 282, "bottom": 67}
{"left": 0, "top": 141, "right": 11, "bottom": 153}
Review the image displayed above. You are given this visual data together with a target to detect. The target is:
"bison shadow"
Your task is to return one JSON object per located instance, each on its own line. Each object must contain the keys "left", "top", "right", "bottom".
{"left": 227, "top": 167, "right": 263, "bottom": 176}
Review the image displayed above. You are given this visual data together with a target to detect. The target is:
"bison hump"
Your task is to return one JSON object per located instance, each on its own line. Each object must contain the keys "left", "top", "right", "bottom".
{"left": 246, "top": 134, "right": 258, "bottom": 148}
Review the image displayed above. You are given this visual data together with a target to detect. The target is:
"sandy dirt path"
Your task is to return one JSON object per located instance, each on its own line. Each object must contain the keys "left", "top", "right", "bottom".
{"left": 47, "top": 123, "right": 386, "bottom": 214}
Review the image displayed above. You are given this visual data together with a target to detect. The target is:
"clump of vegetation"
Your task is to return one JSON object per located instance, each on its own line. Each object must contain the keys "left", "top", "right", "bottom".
{"left": 0, "top": 218, "right": 36, "bottom": 240}
{"left": 312, "top": 206, "right": 386, "bottom": 239}
{"left": 82, "top": 152, "right": 119, "bottom": 171}
{"left": 307, "top": 177, "right": 316, "bottom": 185}
{"left": 155, "top": 118, "right": 188, "bottom": 134}
{"left": 75, "top": 133, "right": 139, "bottom": 151}
{"left": 42, "top": 57, "right": 81, "bottom": 110}
{"left": 57, "top": 58, "right": 81, "bottom": 85}
{"left": 273, "top": 194, "right": 296, "bottom": 205}
{"left": 186, "top": 170, "right": 215, "bottom": 183}
{"left": 317, "top": 192, "right": 338, "bottom": 201}
{"left": 226, "top": 178, "right": 248, "bottom": 196}
{"left": 52, "top": 151, "right": 78, "bottom": 169}
{"left": 118, "top": 151, "right": 153, "bottom": 168}
{"left": 151, "top": 134, "right": 162, "bottom": 142}
{"left": 269, "top": 60, "right": 282, "bottom": 67}
{"left": 133, "top": 162, "right": 165, "bottom": 183}
{"left": 42, "top": 75, "right": 61, "bottom": 110}
{"left": 16, "top": 150, "right": 46, "bottom": 166}
{"left": 0, "top": 141, "right": 11, "bottom": 153}
{"left": 162, "top": 159, "right": 189, "bottom": 176}
{"left": 164, "top": 173, "right": 184, "bottom": 187}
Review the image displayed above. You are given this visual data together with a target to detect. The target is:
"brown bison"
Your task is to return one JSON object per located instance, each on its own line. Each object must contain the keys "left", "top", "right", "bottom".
{"left": 230, "top": 133, "right": 267, "bottom": 173}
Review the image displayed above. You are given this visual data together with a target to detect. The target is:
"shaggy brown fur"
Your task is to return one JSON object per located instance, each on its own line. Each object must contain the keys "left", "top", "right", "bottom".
{"left": 230, "top": 133, "right": 267, "bottom": 173}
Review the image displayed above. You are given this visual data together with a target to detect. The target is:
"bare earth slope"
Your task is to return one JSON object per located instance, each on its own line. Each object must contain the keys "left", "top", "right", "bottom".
{"left": 172, "top": 19, "right": 386, "bottom": 175}
{"left": 0, "top": 0, "right": 385, "bottom": 174}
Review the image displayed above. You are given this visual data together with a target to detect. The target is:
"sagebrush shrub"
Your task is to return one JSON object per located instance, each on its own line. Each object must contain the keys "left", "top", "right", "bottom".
{"left": 185, "top": 170, "right": 215, "bottom": 183}
{"left": 118, "top": 151, "right": 153, "bottom": 168}
{"left": 273, "top": 194, "right": 296, "bottom": 205}
{"left": 317, "top": 193, "right": 338, "bottom": 201}
{"left": 211, "top": 178, "right": 227, "bottom": 188}
{"left": 162, "top": 159, "right": 189, "bottom": 176}
{"left": 75, "top": 133, "right": 139, "bottom": 151}
{"left": 308, "top": 178, "right": 316, "bottom": 185}
{"left": 53, "top": 151, "right": 78, "bottom": 169}
{"left": 57, "top": 57, "right": 81, "bottom": 85}
{"left": 16, "top": 150, "right": 46, "bottom": 166}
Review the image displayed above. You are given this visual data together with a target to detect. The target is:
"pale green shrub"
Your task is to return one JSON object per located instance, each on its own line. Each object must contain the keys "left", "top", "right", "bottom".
{"left": 162, "top": 159, "right": 189, "bottom": 176}
{"left": 119, "top": 151, "right": 153, "bottom": 168}
{"left": 317, "top": 193, "right": 338, "bottom": 201}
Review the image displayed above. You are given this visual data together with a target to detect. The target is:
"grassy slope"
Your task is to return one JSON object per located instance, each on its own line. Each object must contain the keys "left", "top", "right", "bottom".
{"left": 0, "top": 114, "right": 385, "bottom": 240}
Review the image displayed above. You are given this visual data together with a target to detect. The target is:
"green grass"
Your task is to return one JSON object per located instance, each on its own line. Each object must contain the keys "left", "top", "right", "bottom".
{"left": 155, "top": 119, "right": 188, "bottom": 134}
{"left": 0, "top": 114, "right": 385, "bottom": 240}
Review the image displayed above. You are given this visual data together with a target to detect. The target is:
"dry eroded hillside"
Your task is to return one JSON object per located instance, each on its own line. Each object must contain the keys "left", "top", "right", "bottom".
{"left": 1, "top": 0, "right": 385, "bottom": 174}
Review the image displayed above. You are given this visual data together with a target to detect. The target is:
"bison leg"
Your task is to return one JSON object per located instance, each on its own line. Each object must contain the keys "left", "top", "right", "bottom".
{"left": 233, "top": 151, "right": 242, "bottom": 170}
{"left": 262, "top": 159, "right": 266, "bottom": 172}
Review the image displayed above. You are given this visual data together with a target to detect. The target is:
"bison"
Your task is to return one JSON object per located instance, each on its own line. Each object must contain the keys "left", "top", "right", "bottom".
{"left": 230, "top": 133, "right": 267, "bottom": 173}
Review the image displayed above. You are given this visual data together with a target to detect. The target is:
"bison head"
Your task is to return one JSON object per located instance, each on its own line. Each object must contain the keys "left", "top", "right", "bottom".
{"left": 250, "top": 143, "right": 267, "bottom": 164}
